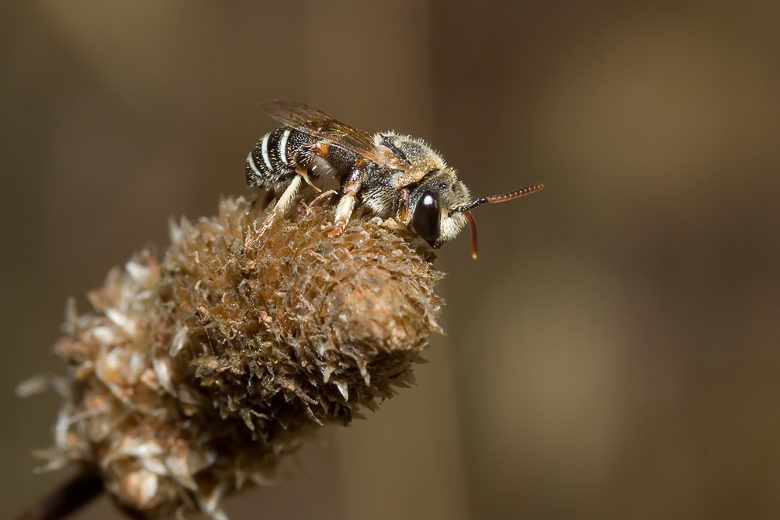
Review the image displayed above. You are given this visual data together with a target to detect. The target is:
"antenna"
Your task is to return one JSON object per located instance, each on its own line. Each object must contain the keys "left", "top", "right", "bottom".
{"left": 456, "top": 183, "right": 544, "bottom": 259}
{"left": 456, "top": 184, "right": 544, "bottom": 214}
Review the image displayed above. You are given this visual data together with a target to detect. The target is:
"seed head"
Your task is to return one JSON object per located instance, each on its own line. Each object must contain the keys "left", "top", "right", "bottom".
{"left": 39, "top": 196, "right": 443, "bottom": 519}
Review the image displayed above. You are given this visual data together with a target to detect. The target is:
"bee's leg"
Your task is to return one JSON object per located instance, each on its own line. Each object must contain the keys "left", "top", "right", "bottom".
{"left": 294, "top": 141, "right": 338, "bottom": 193}
{"left": 309, "top": 189, "right": 338, "bottom": 208}
{"left": 263, "top": 175, "right": 303, "bottom": 227}
{"left": 294, "top": 189, "right": 337, "bottom": 222}
{"left": 395, "top": 188, "right": 412, "bottom": 225}
{"left": 329, "top": 195, "right": 356, "bottom": 237}
{"left": 328, "top": 160, "right": 368, "bottom": 237}
{"left": 296, "top": 166, "right": 321, "bottom": 192}
{"left": 245, "top": 175, "right": 303, "bottom": 248}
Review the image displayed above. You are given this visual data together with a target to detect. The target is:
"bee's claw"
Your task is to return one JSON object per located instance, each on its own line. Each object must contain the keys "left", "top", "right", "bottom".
{"left": 245, "top": 212, "right": 275, "bottom": 248}
{"left": 327, "top": 219, "right": 347, "bottom": 237}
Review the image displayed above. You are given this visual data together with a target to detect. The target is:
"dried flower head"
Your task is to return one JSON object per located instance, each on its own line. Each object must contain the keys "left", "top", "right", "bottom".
{"left": 34, "top": 195, "right": 443, "bottom": 519}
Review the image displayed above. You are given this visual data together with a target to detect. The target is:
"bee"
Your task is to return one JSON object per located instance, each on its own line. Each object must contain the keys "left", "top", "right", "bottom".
{"left": 245, "top": 100, "right": 543, "bottom": 258}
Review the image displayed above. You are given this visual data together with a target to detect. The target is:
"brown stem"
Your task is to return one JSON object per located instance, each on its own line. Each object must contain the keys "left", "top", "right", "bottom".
{"left": 14, "top": 471, "right": 104, "bottom": 520}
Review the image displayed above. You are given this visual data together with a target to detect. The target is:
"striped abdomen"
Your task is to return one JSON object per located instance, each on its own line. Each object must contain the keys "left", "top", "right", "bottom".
{"left": 245, "top": 128, "right": 313, "bottom": 189}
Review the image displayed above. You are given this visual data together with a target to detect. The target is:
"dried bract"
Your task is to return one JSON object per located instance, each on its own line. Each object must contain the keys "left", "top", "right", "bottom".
{"left": 41, "top": 196, "right": 442, "bottom": 519}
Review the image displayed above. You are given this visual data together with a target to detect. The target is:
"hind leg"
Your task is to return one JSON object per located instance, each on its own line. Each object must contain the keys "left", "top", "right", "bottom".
{"left": 245, "top": 175, "right": 303, "bottom": 248}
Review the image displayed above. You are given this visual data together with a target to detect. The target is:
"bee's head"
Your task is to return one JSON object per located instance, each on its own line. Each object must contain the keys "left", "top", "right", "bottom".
{"left": 410, "top": 173, "right": 544, "bottom": 259}
{"left": 408, "top": 168, "right": 470, "bottom": 249}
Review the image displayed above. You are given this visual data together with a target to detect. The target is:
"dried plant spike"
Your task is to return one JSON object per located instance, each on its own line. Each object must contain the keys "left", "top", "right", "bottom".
{"left": 31, "top": 195, "right": 443, "bottom": 520}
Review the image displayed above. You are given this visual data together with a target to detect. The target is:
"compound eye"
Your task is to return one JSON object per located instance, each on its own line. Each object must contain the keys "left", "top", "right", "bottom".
{"left": 412, "top": 190, "right": 440, "bottom": 244}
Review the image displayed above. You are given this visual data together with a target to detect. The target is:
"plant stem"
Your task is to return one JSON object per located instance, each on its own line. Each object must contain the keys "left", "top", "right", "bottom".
{"left": 14, "top": 471, "right": 104, "bottom": 520}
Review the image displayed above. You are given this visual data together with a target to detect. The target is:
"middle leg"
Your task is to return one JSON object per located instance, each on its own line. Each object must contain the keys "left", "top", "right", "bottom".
{"left": 328, "top": 159, "right": 369, "bottom": 237}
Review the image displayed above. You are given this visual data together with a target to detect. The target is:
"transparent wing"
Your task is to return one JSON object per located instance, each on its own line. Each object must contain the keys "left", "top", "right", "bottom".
{"left": 259, "top": 100, "right": 409, "bottom": 171}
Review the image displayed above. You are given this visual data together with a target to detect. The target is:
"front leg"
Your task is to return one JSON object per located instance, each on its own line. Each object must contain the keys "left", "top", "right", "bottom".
{"left": 328, "top": 159, "right": 368, "bottom": 237}
{"left": 378, "top": 188, "right": 411, "bottom": 236}
{"left": 395, "top": 188, "right": 412, "bottom": 225}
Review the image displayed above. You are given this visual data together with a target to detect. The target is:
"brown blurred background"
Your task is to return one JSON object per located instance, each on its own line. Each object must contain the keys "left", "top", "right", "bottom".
{"left": 3, "top": 1, "right": 780, "bottom": 519}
